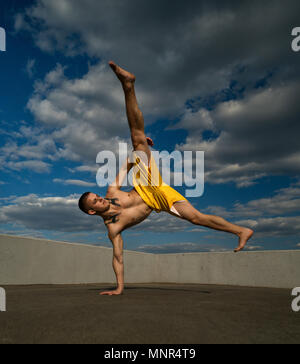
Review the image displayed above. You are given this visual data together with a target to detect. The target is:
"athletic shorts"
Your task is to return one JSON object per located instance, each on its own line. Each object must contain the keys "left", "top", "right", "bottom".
{"left": 131, "top": 150, "right": 187, "bottom": 214}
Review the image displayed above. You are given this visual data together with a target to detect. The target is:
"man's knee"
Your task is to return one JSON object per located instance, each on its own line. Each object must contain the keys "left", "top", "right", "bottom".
{"left": 190, "top": 212, "right": 208, "bottom": 225}
{"left": 131, "top": 131, "right": 151, "bottom": 161}
{"left": 190, "top": 214, "right": 200, "bottom": 224}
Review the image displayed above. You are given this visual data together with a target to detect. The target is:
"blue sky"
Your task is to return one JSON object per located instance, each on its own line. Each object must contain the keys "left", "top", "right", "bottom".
{"left": 0, "top": 0, "right": 300, "bottom": 253}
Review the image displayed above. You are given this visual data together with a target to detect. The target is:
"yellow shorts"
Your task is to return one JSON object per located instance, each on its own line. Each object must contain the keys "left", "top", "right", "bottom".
{"left": 132, "top": 151, "right": 187, "bottom": 213}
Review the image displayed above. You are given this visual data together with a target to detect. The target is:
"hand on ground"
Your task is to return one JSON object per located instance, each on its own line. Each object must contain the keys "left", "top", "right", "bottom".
{"left": 100, "top": 289, "right": 123, "bottom": 296}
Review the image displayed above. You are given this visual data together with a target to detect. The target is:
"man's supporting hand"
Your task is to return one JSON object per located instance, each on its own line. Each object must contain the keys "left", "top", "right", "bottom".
{"left": 100, "top": 233, "right": 124, "bottom": 296}
{"left": 100, "top": 288, "right": 123, "bottom": 296}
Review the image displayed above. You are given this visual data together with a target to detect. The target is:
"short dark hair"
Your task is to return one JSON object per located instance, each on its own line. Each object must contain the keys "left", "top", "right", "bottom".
{"left": 78, "top": 192, "right": 91, "bottom": 214}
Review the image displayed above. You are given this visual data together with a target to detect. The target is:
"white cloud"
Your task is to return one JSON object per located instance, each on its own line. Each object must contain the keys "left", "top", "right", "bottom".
{"left": 16, "top": 0, "right": 299, "bottom": 120}
{"left": 0, "top": 125, "right": 59, "bottom": 174}
{"left": 0, "top": 194, "right": 101, "bottom": 233}
{"left": 6, "top": 160, "right": 51, "bottom": 173}
{"left": 0, "top": 193, "right": 193, "bottom": 234}
{"left": 203, "top": 181, "right": 300, "bottom": 239}
{"left": 235, "top": 216, "right": 300, "bottom": 237}
{"left": 25, "top": 59, "right": 36, "bottom": 78}
{"left": 232, "top": 186, "right": 300, "bottom": 217}
{"left": 27, "top": 62, "right": 132, "bottom": 164}
{"left": 53, "top": 178, "right": 96, "bottom": 187}
{"left": 243, "top": 245, "right": 264, "bottom": 251}
{"left": 207, "top": 183, "right": 300, "bottom": 219}
{"left": 137, "top": 241, "right": 231, "bottom": 254}
{"left": 68, "top": 165, "right": 99, "bottom": 174}
{"left": 175, "top": 82, "right": 300, "bottom": 187}
{"left": 10, "top": 0, "right": 299, "bottom": 185}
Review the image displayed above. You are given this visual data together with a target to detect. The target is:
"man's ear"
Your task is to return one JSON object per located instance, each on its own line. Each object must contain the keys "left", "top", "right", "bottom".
{"left": 88, "top": 209, "right": 96, "bottom": 216}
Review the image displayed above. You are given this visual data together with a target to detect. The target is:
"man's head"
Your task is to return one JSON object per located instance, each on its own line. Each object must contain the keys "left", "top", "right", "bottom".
{"left": 78, "top": 192, "right": 110, "bottom": 216}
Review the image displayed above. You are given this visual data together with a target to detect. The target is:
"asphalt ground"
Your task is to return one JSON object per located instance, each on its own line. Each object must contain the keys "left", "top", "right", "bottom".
{"left": 0, "top": 283, "right": 299, "bottom": 344}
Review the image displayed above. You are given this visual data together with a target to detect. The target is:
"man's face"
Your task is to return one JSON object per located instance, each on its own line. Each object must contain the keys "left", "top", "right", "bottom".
{"left": 86, "top": 193, "right": 109, "bottom": 215}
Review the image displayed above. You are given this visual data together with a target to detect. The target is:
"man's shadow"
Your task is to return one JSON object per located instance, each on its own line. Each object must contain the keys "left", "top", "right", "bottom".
{"left": 89, "top": 286, "right": 211, "bottom": 294}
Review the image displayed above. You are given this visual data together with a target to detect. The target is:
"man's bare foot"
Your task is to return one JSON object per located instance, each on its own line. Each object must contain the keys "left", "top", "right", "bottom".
{"left": 234, "top": 228, "right": 254, "bottom": 252}
{"left": 109, "top": 61, "right": 136, "bottom": 86}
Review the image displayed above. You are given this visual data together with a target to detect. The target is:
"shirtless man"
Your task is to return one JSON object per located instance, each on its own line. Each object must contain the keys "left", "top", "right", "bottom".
{"left": 78, "top": 61, "right": 254, "bottom": 296}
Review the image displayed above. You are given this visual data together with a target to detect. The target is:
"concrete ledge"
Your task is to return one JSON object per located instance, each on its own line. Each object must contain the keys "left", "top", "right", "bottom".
{"left": 0, "top": 234, "right": 299, "bottom": 288}
{"left": 156, "top": 250, "right": 300, "bottom": 288}
{"left": 0, "top": 235, "right": 156, "bottom": 285}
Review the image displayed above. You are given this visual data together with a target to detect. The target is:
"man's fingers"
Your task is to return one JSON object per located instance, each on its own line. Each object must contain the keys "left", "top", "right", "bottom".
{"left": 146, "top": 137, "right": 154, "bottom": 146}
{"left": 100, "top": 292, "right": 123, "bottom": 296}
{"left": 100, "top": 291, "right": 120, "bottom": 295}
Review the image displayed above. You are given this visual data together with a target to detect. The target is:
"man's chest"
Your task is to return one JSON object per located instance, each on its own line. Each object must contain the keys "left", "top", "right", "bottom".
{"left": 105, "top": 189, "right": 142, "bottom": 209}
{"left": 104, "top": 189, "right": 151, "bottom": 232}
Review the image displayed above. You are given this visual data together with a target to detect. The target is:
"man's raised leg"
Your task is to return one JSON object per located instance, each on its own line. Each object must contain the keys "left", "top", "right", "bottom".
{"left": 171, "top": 200, "right": 254, "bottom": 252}
{"left": 109, "top": 61, "right": 151, "bottom": 163}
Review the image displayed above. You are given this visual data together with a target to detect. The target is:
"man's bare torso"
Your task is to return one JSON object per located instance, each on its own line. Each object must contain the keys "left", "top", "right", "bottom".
{"left": 102, "top": 188, "right": 153, "bottom": 237}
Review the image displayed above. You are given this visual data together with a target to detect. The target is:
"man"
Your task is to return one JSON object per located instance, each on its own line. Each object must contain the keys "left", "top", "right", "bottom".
{"left": 78, "top": 61, "right": 254, "bottom": 296}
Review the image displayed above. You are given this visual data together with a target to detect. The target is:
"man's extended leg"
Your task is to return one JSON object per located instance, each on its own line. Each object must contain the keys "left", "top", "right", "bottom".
{"left": 109, "top": 61, "right": 151, "bottom": 163}
{"left": 170, "top": 200, "right": 254, "bottom": 252}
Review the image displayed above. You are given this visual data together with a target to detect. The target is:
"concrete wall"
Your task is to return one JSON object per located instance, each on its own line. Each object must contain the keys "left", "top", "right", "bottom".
{"left": 0, "top": 235, "right": 156, "bottom": 285}
{"left": 156, "top": 251, "right": 300, "bottom": 288}
{"left": 0, "top": 234, "right": 299, "bottom": 288}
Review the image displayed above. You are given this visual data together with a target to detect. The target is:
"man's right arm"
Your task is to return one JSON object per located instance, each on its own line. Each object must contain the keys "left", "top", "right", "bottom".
{"left": 100, "top": 232, "right": 124, "bottom": 296}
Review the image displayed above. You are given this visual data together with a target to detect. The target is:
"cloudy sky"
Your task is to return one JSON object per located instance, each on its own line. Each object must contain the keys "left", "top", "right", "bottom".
{"left": 0, "top": 0, "right": 300, "bottom": 253}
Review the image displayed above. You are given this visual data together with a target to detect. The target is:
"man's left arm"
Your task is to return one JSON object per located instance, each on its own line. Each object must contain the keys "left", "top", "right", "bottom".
{"left": 108, "top": 156, "right": 134, "bottom": 191}
{"left": 108, "top": 137, "right": 154, "bottom": 191}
